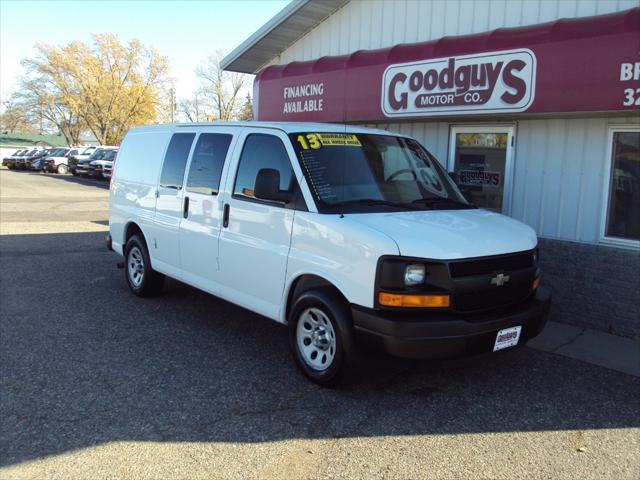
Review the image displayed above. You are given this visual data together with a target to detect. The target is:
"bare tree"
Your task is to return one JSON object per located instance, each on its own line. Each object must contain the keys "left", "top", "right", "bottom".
{"left": 179, "top": 87, "right": 212, "bottom": 122}
{"left": 195, "top": 52, "right": 246, "bottom": 121}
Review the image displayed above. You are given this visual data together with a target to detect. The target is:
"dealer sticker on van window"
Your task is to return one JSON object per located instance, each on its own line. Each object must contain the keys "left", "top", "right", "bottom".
{"left": 296, "top": 133, "right": 362, "bottom": 149}
{"left": 493, "top": 326, "right": 522, "bottom": 352}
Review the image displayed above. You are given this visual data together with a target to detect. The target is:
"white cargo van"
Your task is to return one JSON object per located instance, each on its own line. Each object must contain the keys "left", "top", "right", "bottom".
{"left": 108, "top": 122, "right": 550, "bottom": 385}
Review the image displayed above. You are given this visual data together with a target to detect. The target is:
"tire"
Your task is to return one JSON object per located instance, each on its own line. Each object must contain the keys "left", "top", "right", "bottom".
{"left": 124, "top": 234, "right": 165, "bottom": 297}
{"left": 288, "top": 288, "right": 360, "bottom": 386}
{"left": 57, "top": 164, "right": 68, "bottom": 175}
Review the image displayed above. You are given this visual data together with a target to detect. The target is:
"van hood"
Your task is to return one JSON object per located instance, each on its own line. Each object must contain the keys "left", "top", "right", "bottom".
{"left": 347, "top": 209, "right": 537, "bottom": 259}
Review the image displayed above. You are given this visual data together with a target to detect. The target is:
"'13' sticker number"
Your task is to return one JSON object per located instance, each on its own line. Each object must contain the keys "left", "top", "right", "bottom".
{"left": 297, "top": 134, "right": 321, "bottom": 150}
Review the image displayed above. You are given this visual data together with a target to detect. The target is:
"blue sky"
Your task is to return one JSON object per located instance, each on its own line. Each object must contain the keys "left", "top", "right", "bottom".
{"left": 0, "top": 0, "right": 291, "bottom": 101}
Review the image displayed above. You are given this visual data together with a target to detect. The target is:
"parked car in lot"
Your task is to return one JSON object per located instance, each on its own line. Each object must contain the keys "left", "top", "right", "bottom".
{"left": 103, "top": 160, "right": 114, "bottom": 179}
{"left": 89, "top": 149, "right": 118, "bottom": 179}
{"left": 25, "top": 149, "right": 53, "bottom": 170}
{"left": 2, "top": 149, "right": 29, "bottom": 168}
{"left": 41, "top": 147, "right": 81, "bottom": 174}
{"left": 15, "top": 148, "right": 44, "bottom": 170}
{"left": 77, "top": 147, "right": 118, "bottom": 177}
{"left": 68, "top": 146, "right": 100, "bottom": 175}
{"left": 109, "top": 122, "right": 551, "bottom": 385}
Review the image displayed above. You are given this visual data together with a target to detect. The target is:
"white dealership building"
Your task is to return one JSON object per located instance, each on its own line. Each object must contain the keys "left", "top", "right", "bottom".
{"left": 223, "top": 0, "right": 640, "bottom": 336}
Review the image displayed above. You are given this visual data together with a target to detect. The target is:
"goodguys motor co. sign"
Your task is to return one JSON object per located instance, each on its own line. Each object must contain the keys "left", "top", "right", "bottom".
{"left": 253, "top": 8, "right": 639, "bottom": 122}
{"left": 382, "top": 49, "right": 536, "bottom": 117}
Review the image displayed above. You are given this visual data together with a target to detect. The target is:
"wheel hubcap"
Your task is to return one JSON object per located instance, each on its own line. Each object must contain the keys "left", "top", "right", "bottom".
{"left": 127, "top": 246, "right": 144, "bottom": 288}
{"left": 296, "top": 307, "right": 336, "bottom": 371}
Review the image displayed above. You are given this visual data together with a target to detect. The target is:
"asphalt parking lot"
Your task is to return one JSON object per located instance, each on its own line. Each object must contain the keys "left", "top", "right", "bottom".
{"left": 0, "top": 168, "right": 639, "bottom": 480}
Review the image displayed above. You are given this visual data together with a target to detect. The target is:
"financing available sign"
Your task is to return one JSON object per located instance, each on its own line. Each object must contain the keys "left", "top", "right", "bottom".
{"left": 382, "top": 49, "right": 536, "bottom": 117}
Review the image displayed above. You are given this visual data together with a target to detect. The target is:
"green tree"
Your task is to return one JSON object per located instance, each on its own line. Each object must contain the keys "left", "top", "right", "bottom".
{"left": 237, "top": 93, "right": 253, "bottom": 121}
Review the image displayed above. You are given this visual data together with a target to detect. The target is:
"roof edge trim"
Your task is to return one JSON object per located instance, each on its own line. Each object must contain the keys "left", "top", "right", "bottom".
{"left": 221, "top": 0, "right": 309, "bottom": 73}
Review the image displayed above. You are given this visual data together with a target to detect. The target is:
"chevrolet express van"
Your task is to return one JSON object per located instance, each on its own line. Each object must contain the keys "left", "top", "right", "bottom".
{"left": 108, "top": 122, "right": 550, "bottom": 385}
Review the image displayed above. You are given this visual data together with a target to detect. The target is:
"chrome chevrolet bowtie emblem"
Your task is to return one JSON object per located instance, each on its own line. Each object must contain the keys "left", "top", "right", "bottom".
{"left": 491, "top": 273, "right": 510, "bottom": 286}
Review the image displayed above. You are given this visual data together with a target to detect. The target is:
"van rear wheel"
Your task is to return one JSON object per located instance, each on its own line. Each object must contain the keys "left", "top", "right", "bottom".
{"left": 124, "top": 234, "right": 164, "bottom": 297}
{"left": 57, "top": 164, "right": 68, "bottom": 175}
{"left": 288, "top": 288, "right": 359, "bottom": 386}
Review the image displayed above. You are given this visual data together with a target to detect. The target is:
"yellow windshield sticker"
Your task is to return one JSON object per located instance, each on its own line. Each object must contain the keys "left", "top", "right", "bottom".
{"left": 316, "top": 133, "right": 362, "bottom": 147}
{"left": 296, "top": 133, "right": 362, "bottom": 149}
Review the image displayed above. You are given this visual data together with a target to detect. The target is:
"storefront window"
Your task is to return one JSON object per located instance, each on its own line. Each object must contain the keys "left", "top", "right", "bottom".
{"left": 605, "top": 130, "right": 640, "bottom": 242}
{"left": 449, "top": 127, "right": 514, "bottom": 213}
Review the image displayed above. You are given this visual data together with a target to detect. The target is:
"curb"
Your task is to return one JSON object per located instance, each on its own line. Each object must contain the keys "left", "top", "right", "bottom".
{"left": 527, "top": 321, "right": 640, "bottom": 377}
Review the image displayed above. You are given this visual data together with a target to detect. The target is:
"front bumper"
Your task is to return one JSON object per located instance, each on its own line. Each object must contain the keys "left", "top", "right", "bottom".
{"left": 352, "top": 286, "right": 551, "bottom": 359}
{"left": 76, "top": 167, "right": 94, "bottom": 176}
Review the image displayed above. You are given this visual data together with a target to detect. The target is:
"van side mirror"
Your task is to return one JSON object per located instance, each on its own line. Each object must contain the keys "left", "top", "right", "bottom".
{"left": 254, "top": 168, "right": 292, "bottom": 204}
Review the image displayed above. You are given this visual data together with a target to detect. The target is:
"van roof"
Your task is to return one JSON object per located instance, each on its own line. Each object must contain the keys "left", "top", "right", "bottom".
{"left": 128, "top": 121, "right": 397, "bottom": 136}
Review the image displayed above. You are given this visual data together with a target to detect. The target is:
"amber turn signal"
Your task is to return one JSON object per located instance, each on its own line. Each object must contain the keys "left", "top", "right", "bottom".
{"left": 532, "top": 276, "right": 541, "bottom": 290}
{"left": 378, "top": 292, "right": 450, "bottom": 308}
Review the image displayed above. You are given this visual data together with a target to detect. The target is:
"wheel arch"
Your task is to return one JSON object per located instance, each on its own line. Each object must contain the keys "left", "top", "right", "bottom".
{"left": 123, "top": 221, "right": 146, "bottom": 248}
{"left": 282, "top": 272, "right": 352, "bottom": 324}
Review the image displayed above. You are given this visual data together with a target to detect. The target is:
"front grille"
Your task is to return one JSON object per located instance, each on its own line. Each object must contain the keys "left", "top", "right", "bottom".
{"left": 448, "top": 250, "right": 534, "bottom": 277}
{"left": 448, "top": 250, "right": 536, "bottom": 313}
{"left": 453, "top": 282, "right": 532, "bottom": 313}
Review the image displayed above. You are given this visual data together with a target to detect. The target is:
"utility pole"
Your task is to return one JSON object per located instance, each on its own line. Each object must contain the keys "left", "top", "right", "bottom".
{"left": 170, "top": 86, "right": 175, "bottom": 123}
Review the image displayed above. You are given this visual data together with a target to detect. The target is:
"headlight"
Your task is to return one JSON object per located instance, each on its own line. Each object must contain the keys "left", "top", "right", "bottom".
{"left": 404, "top": 264, "right": 425, "bottom": 286}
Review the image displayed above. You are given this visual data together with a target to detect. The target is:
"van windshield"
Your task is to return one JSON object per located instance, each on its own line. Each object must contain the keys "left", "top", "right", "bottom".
{"left": 289, "top": 132, "right": 472, "bottom": 213}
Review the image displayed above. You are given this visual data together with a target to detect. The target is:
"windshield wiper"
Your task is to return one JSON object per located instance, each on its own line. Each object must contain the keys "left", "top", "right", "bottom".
{"left": 333, "top": 198, "right": 420, "bottom": 210}
{"left": 411, "top": 197, "right": 476, "bottom": 209}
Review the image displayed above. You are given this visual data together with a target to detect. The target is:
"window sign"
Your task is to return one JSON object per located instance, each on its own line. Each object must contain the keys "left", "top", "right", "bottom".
{"left": 449, "top": 128, "right": 513, "bottom": 213}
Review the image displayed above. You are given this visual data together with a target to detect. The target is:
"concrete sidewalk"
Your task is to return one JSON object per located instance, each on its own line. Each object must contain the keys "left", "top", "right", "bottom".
{"left": 527, "top": 321, "right": 640, "bottom": 377}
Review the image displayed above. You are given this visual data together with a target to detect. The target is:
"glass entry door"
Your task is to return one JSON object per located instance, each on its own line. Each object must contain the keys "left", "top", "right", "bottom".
{"left": 448, "top": 126, "right": 515, "bottom": 213}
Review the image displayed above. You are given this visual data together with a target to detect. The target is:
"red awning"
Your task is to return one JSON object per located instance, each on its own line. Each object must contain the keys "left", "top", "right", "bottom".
{"left": 254, "top": 8, "right": 640, "bottom": 122}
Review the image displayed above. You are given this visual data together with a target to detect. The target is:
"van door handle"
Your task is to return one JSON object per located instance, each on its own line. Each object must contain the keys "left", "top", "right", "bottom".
{"left": 183, "top": 196, "right": 189, "bottom": 219}
{"left": 223, "top": 203, "right": 230, "bottom": 228}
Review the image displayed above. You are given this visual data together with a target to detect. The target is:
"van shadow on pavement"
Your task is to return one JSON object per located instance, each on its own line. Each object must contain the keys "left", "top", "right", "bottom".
{"left": 1, "top": 231, "right": 639, "bottom": 467}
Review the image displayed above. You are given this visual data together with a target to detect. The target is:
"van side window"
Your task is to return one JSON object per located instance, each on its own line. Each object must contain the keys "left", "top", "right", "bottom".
{"left": 233, "top": 134, "right": 293, "bottom": 203}
{"left": 160, "top": 133, "right": 195, "bottom": 189}
{"left": 186, "top": 133, "right": 232, "bottom": 195}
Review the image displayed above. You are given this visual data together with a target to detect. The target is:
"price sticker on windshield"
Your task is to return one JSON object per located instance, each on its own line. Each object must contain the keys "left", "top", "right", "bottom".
{"left": 296, "top": 133, "right": 362, "bottom": 150}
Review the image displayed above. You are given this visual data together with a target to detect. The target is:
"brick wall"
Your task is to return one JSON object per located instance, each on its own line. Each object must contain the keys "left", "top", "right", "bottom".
{"left": 538, "top": 237, "right": 640, "bottom": 339}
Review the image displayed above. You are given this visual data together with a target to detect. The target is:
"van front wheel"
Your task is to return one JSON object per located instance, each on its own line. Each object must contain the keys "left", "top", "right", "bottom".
{"left": 124, "top": 234, "right": 164, "bottom": 297}
{"left": 288, "top": 289, "right": 358, "bottom": 386}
